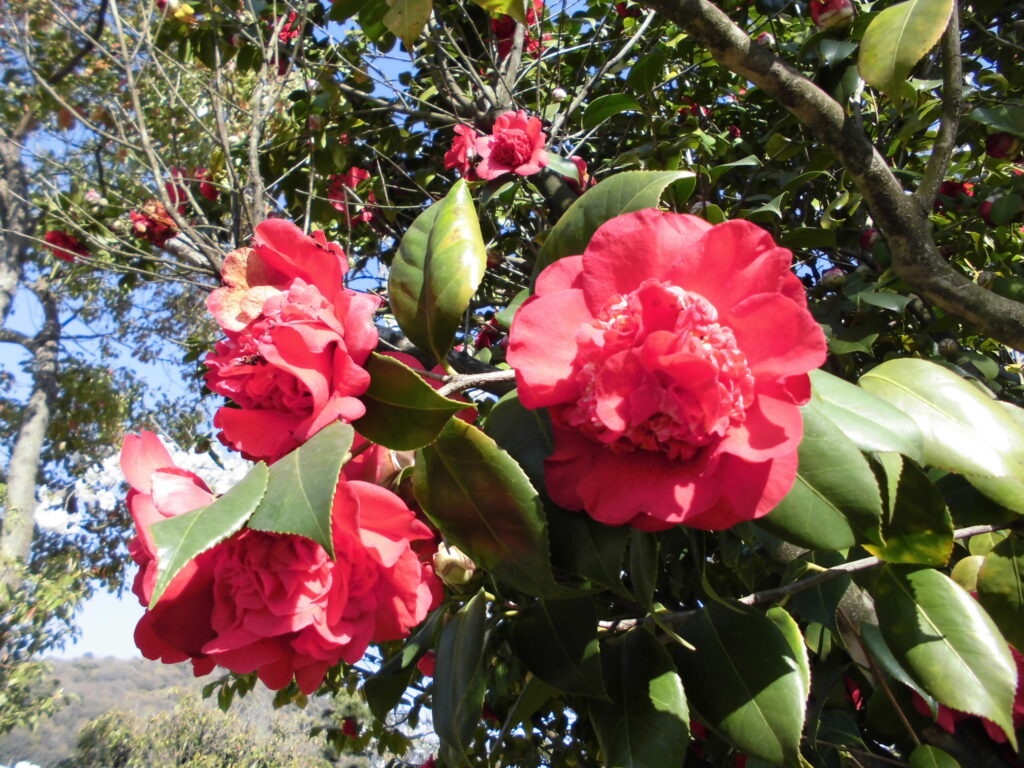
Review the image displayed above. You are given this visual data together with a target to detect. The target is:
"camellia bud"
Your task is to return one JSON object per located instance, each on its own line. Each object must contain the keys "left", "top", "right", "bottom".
{"left": 551, "top": 87, "right": 568, "bottom": 102}
{"left": 976, "top": 270, "right": 994, "bottom": 289}
{"left": 859, "top": 227, "right": 880, "bottom": 250}
{"left": 820, "top": 267, "right": 846, "bottom": 291}
{"left": 979, "top": 198, "right": 996, "bottom": 226}
{"left": 756, "top": 31, "right": 775, "bottom": 46}
{"left": 937, "top": 338, "right": 960, "bottom": 360}
{"left": 986, "top": 132, "right": 1022, "bottom": 160}
{"left": 433, "top": 543, "right": 476, "bottom": 587}
{"left": 810, "top": 0, "right": 854, "bottom": 30}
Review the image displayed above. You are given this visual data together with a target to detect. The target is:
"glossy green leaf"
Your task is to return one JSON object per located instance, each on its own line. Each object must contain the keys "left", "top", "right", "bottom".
{"left": 383, "top": 0, "right": 431, "bottom": 48}
{"left": 414, "top": 418, "right": 566, "bottom": 597}
{"left": 629, "top": 530, "right": 658, "bottom": 609}
{"left": 626, "top": 51, "right": 667, "bottom": 94}
{"left": 246, "top": 422, "right": 354, "bottom": 557}
{"left": 483, "top": 391, "right": 552, "bottom": 491}
{"left": 582, "top": 94, "right": 642, "bottom": 131}
{"left": 495, "top": 287, "right": 529, "bottom": 330}
{"left": 810, "top": 369, "right": 924, "bottom": 461}
{"left": 672, "top": 602, "right": 808, "bottom": 767}
{"left": 759, "top": 403, "right": 882, "bottom": 550}
{"left": 389, "top": 180, "right": 486, "bottom": 364}
{"left": 434, "top": 591, "right": 488, "bottom": 767}
{"left": 858, "top": 0, "right": 953, "bottom": 95}
{"left": 511, "top": 598, "right": 608, "bottom": 699}
{"left": 977, "top": 534, "right": 1024, "bottom": 650}
{"left": 871, "top": 565, "right": 1018, "bottom": 745}
{"left": 496, "top": 675, "right": 557, "bottom": 744}
{"left": 858, "top": 621, "right": 936, "bottom": 711}
{"left": 150, "top": 461, "right": 269, "bottom": 607}
{"left": 589, "top": 628, "right": 689, "bottom": 768}
{"left": 909, "top": 745, "right": 960, "bottom": 768}
{"left": 968, "top": 105, "right": 1024, "bottom": 136}
{"left": 548, "top": 506, "right": 630, "bottom": 597}
{"left": 864, "top": 460, "right": 953, "bottom": 566}
{"left": 788, "top": 552, "right": 851, "bottom": 632}
{"left": 533, "top": 171, "right": 695, "bottom": 278}
{"left": 860, "top": 358, "right": 1024, "bottom": 513}
{"left": 363, "top": 607, "right": 445, "bottom": 720}
{"left": 355, "top": 352, "right": 470, "bottom": 450}
{"left": 708, "top": 155, "right": 760, "bottom": 184}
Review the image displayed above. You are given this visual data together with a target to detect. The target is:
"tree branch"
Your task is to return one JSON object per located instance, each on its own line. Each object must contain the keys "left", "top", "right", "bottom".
{"left": 643, "top": 0, "right": 1024, "bottom": 351}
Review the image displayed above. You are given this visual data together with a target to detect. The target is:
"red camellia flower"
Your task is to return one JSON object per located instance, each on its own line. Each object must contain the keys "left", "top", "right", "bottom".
{"left": 329, "top": 168, "right": 376, "bottom": 227}
{"left": 614, "top": 2, "right": 642, "bottom": 17}
{"left": 130, "top": 200, "right": 178, "bottom": 246}
{"left": 43, "top": 230, "right": 89, "bottom": 262}
{"left": 492, "top": 0, "right": 546, "bottom": 60}
{"left": 120, "top": 431, "right": 221, "bottom": 676}
{"left": 194, "top": 167, "right": 220, "bottom": 202}
{"left": 508, "top": 209, "right": 827, "bottom": 530}
{"left": 445, "top": 124, "right": 483, "bottom": 178}
{"left": 810, "top": 0, "right": 854, "bottom": 30}
{"left": 986, "top": 132, "right": 1022, "bottom": 160}
{"left": 120, "top": 432, "right": 441, "bottom": 696}
{"left": 205, "top": 219, "right": 380, "bottom": 463}
{"left": 935, "top": 180, "right": 974, "bottom": 211}
{"left": 475, "top": 111, "right": 548, "bottom": 180}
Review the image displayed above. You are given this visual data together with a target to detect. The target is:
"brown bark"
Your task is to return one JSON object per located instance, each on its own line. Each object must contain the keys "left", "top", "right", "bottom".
{"left": 643, "top": 0, "right": 1024, "bottom": 351}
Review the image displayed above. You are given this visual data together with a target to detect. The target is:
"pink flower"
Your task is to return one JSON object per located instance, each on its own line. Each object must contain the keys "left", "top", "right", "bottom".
{"left": 130, "top": 200, "right": 177, "bottom": 247}
{"left": 508, "top": 209, "right": 826, "bottom": 530}
{"left": 416, "top": 650, "right": 437, "bottom": 677}
{"left": 204, "top": 219, "right": 380, "bottom": 463}
{"left": 475, "top": 111, "right": 548, "bottom": 180}
{"left": 566, "top": 156, "right": 596, "bottom": 195}
{"left": 810, "top": 0, "right": 854, "bottom": 29}
{"left": 120, "top": 432, "right": 220, "bottom": 676}
{"left": 445, "top": 124, "right": 483, "bottom": 178}
{"left": 329, "top": 168, "right": 376, "bottom": 227}
{"left": 194, "top": 167, "right": 220, "bottom": 202}
{"left": 43, "top": 230, "right": 89, "bottom": 262}
{"left": 119, "top": 433, "right": 442, "bottom": 695}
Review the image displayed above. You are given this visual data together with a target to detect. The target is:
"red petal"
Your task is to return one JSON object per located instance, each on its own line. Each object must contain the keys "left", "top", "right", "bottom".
{"left": 729, "top": 293, "right": 827, "bottom": 380}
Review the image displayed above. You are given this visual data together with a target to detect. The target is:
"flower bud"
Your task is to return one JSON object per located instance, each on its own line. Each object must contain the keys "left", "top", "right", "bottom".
{"left": 986, "top": 132, "right": 1022, "bottom": 160}
{"left": 551, "top": 87, "right": 568, "bottom": 102}
{"left": 433, "top": 543, "right": 476, "bottom": 586}
{"left": 756, "top": 31, "right": 774, "bottom": 46}
{"left": 416, "top": 651, "right": 437, "bottom": 677}
{"left": 976, "top": 270, "right": 995, "bottom": 289}
{"left": 859, "top": 228, "right": 880, "bottom": 250}
{"left": 937, "top": 338, "right": 960, "bottom": 359}
{"left": 980, "top": 198, "right": 996, "bottom": 226}
{"left": 820, "top": 268, "right": 846, "bottom": 291}
{"left": 810, "top": 0, "right": 854, "bottom": 30}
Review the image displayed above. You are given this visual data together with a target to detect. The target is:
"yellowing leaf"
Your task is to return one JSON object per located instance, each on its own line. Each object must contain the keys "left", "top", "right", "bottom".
{"left": 384, "top": 0, "right": 432, "bottom": 49}
{"left": 858, "top": 0, "right": 953, "bottom": 95}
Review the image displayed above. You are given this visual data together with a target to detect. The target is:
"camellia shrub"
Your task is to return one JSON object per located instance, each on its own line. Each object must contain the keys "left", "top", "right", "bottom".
{"left": 8, "top": 0, "right": 1024, "bottom": 766}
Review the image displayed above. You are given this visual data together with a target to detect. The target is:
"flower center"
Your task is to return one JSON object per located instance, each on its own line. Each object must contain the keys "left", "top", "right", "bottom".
{"left": 492, "top": 129, "right": 532, "bottom": 167}
{"left": 557, "top": 279, "right": 754, "bottom": 460}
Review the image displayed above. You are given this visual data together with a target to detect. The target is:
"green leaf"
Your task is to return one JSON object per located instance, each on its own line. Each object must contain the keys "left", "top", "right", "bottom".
{"left": 469, "top": 0, "right": 527, "bottom": 23}
{"left": 496, "top": 675, "right": 557, "bottom": 743}
{"left": 759, "top": 403, "right": 882, "bottom": 550}
{"left": 858, "top": 0, "right": 953, "bottom": 95}
{"left": 413, "top": 419, "right": 566, "bottom": 597}
{"left": 858, "top": 620, "right": 936, "bottom": 711}
{"left": 582, "top": 94, "right": 642, "bottom": 131}
{"left": 389, "top": 180, "right": 487, "bottom": 364}
{"left": 626, "top": 51, "right": 667, "bottom": 94}
{"left": 363, "top": 608, "right": 446, "bottom": 720}
{"left": 511, "top": 598, "right": 608, "bottom": 699}
{"left": 671, "top": 602, "right": 808, "bottom": 767}
{"left": 779, "top": 227, "right": 837, "bottom": 250}
{"left": 808, "top": 369, "right": 923, "bottom": 462}
{"left": 870, "top": 565, "right": 1018, "bottom": 745}
{"left": 589, "top": 628, "right": 689, "bottom": 768}
{"left": 708, "top": 155, "right": 761, "bottom": 184}
{"left": 909, "top": 745, "right": 960, "bottom": 768}
{"left": 859, "top": 358, "right": 1024, "bottom": 513}
{"left": 968, "top": 104, "right": 1024, "bottom": 137}
{"left": 533, "top": 171, "right": 695, "bottom": 278}
{"left": 788, "top": 552, "right": 851, "bottom": 632}
{"left": 548, "top": 506, "right": 630, "bottom": 597}
{"left": 629, "top": 530, "right": 658, "bottom": 609}
{"left": 383, "top": 0, "right": 431, "bottom": 49}
{"left": 864, "top": 460, "right": 953, "bottom": 566}
{"left": 355, "top": 352, "right": 471, "bottom": 450}
{"left": 483, "top": 391, "right": 552, "bottom": 491}
{"left": 495, "top": 287, "right": 529, "bottom": 330}
{"left": 149, "top": 461, "right": 269, "bottom": 607}
{"left": 246, "top": 422, "right": 354, "bottom": 557}
{"left": 434, "top": 591, "right": 488, "bottom": 767}
{"left": 977, "top": 534, "right": 1024, "bottom": 650}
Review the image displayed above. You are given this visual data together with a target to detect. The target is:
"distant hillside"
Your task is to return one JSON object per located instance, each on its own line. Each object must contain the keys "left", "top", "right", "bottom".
{"left": 0, "top": 656, "right": 331, "bottom": 768}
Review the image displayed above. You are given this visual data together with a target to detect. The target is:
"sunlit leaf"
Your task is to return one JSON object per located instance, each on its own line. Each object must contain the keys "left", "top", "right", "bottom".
{"left": 434, "top": 591, "right": 488, "bottom": 767}
{"left": 858, "top": 0, "right": 953, "bottom": 95}
{"left": 977, "top": 534, "right": 1024, "bottom": 650}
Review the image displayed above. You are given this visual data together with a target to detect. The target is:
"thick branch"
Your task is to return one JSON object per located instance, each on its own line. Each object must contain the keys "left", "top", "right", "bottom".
{"left": 643, "top": 0, "right": 1024, "bottom": 351}
{"left": 915, "top": 4, "right": 963, "bottom": 209}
